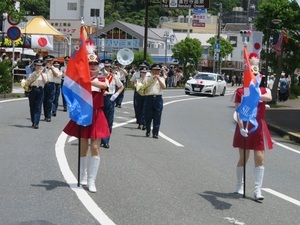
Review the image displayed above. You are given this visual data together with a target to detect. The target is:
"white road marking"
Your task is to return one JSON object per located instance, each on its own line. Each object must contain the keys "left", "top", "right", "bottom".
{"left": 55, "top": 132, "right": 116, "bottom": 225}
{"left": 0, "top": 98, "right": 27, "bottom": 103}
{"left": 224, "top": 217, "right": 246, "bottom": 225}
{"left": 55, "top": 94, "right": 300, "bottom": 224}
{"left": 262, "top": 188, "right": 300, "bottom": 206}
{"left": 273, "top": 141, "right": 300, "bottom": 154}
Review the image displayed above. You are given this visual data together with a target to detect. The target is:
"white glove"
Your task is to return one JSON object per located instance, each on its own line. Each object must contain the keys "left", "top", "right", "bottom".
{"left": 110, "top": 92, "right": 119, "bottom": 101}
{"left": 240, "top": 128, "right": 248, "bottom": 137}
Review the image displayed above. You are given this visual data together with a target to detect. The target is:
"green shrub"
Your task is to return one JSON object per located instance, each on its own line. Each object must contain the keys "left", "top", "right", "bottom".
{"left": 0, "top": 60, "right": 13, "bottom": 94}
{"left": 289, "top": 85, "right": 300, "bottom": 99}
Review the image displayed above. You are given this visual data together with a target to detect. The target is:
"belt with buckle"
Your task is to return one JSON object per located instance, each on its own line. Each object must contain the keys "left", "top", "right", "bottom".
{"left": 31, "top": 86, "right": 43, "bottom": 89}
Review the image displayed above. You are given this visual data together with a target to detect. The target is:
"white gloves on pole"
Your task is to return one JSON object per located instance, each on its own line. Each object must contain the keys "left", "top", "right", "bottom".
{"left": 110, "top": 92, "right": 119, "bottom": 101}
{"left": 240, "top": 128, "right": 248, "bottom": 137}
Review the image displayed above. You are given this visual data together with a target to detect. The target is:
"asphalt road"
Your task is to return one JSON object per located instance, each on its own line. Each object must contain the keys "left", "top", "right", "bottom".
{"left": 0, "top": 87, "right": 299, "bottom": 225}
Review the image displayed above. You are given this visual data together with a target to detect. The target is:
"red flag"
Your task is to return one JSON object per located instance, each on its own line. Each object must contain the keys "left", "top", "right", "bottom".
{"left": 243, "top": 47, "right": 256, "bottom": 91}
{"left": 273, "top": 31, "right": 283, "bottom": 56}
{"left": 236, "top": 46, "right": 260, "bottom": 132}
{"left": 62, "top": 26, "right": 93, "bottom": 126}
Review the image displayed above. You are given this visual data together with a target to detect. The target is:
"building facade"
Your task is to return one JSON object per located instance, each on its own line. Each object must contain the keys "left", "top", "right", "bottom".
{"left": 50, "top": 0, "right": 105, "bottom": 27}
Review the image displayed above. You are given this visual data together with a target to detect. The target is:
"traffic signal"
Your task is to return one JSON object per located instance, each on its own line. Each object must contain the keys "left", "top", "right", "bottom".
{"left": 240, "top": 30, "right": 252, "bottom": 38}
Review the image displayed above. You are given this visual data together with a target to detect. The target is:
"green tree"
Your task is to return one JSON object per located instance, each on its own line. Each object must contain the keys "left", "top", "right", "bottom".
{"left": 206, "top": 36, "right": 234, "bottom": 61}
{"left": 133, "top": 50, "right": 154, "bottom": 68}
{"left": 255, "top": 0, "right": 300, "bottom": 103}
{"left": 22, "top": 0, "right": 50, "bottom": 18}
{"left": 172, "top": 37, "right": 203, "bottom": 81}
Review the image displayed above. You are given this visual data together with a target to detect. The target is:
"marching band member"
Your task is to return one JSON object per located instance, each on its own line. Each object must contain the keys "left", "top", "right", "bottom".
{"left": 233, "top": 52, "right": 273, "bottom": 201}
{"left": 115, "top": 62, "right": 128, "bottom": 108}
{"left": 60, "top": 56, "right": 69, "bottom": 112}
{"left": 52, "top": 61, "right": 63, "bottom": 117}
{"left": 135, "top": 67, "right": 148, "bottom": 130}
{"left": 142, "top": 64, "right": 166, "bottom": 139}
{"left": 27, "top": 60, "right": 47, "bottom": 129}
{"left": 43, "top": 55, "right": 60, "bottom": 122}
{"left": 100, "top": 59, "right": 124, "bottom": 149}
{"left": 63, "top": 46, "right": 110, "bottom": 193}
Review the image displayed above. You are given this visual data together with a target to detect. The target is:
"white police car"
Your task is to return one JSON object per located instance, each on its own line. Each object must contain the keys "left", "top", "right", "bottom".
{"left": 184, "top": 72, "right": 227, "bottom": 96}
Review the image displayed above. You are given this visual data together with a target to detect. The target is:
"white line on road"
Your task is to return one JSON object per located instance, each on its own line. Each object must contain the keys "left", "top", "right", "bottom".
{"left": 0, "top": 98, "right": 27, "bottom": 103}
{"left": 273, "top": 141, "right": 300, "bottom": 154}
{"left": 55, "top": 132, "right": 116, "bottom": 225}
{"left": 262, "top": 188, "right": 300, "bottom": 206}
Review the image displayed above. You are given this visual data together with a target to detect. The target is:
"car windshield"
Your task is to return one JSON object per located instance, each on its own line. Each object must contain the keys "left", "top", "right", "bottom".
{"left": 194, "top": 74, "right": 216, "bottom": 81}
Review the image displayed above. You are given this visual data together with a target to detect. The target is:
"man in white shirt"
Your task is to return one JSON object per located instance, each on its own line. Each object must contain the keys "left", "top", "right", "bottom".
{"left": 143, "top": 64, "right": 166, "bottom": 139}
{"left": 100, "top": 60, "right": 124, "bottom": 148}
{"left": 114, "top": 62, "right": 128, "bottom": 108}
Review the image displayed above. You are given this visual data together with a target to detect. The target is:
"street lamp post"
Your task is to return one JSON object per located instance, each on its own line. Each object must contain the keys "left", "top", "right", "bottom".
{"left": 64, "top": 34, "right": 72, "bottom": 56}
{"left": 164, "top": 31, "right": 175, "bottom": 66}
{"left": 265, "top": 19, "right": 282, "bottom": 88}
{"left": 164, "top": 31, "right": 169, "bottom": 66}
{"left": 214, "top": 3, "right": 222, "bottom": 74}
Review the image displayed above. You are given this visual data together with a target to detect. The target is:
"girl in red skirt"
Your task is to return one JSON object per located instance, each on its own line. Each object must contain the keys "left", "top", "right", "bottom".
{"left": 64, "top": 47, "right": 110, "bottom": 193}
{"left": 233, "top": 86, "right": 273, "bottom": 201}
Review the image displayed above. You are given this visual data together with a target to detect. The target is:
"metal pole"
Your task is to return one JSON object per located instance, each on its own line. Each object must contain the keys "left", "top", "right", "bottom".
{"left": 96, "top": 17, "right": 98, "bottom": 54}
{"left": 143, "top": 0, "right": 149, "bottom": 61}
{"left": 187, "top": 9, "right": 191, "bottom": 38}
{"left": 165, "top": 34, "right": 167, "bottom": 66}
{"left": 265, "top": 27, "right": 270, "bottom": 87}
{"left": 68, "top": 34, "right": 72, "bottom": 56}
{"left": 217, "top": 3, "right": 222, "bottom": 74}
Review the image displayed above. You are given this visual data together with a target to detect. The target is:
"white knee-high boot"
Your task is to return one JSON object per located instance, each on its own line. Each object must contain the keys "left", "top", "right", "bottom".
{"left": 235, "top": 166, "right": 244, "bottom": 195}
{"left": 88, "top": 156, "right": 100, "bottom": 193}
{"left": 80, "top": 156, "right": 88, "bottom": 186}
{"left": 254, "top": 166, "right": 264, "bottom": 200}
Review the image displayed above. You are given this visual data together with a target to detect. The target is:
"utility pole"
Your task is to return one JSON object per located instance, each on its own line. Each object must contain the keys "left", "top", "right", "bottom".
{"left": 143, "top": 1, "right": 160, "bottom": 61}
{"left": 215, "top": 3, "right": 222, "bottom": 74}
{"left": 143, "top": 0, "right": 150, "bottom": 61}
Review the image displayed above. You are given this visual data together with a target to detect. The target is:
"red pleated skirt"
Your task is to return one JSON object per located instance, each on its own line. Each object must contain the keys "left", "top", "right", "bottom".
{"left": 63, "top": 107, "right": 110, "bottom": 139}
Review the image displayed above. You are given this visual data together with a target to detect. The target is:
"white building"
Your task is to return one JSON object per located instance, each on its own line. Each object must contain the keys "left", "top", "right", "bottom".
{"left": 49, "top": 0, "right": 104, "bottom": 41}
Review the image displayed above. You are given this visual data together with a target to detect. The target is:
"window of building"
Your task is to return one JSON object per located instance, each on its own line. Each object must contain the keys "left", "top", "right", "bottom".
{"left": 67, "top": 3, "right": 77, "bottom": 10}
{"left": 91, "top": 9, "right": 100, "bottom": 17}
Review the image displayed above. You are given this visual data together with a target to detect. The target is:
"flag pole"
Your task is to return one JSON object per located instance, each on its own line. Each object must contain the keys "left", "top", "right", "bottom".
{"left": 243, "top": 136, "right": 246, "bottom": 198}
{"left": 77, "top": 126, "right": 81, "bottom": 187}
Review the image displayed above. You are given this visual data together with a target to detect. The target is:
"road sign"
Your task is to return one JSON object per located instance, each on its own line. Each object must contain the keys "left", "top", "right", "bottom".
{"left": 192, "top": 22, "right": 205, "bottom": 27}
{"left": 193, "top": 8, "right": 206, "bottom": 14}
{"left": 7, "top": 26, "right": 21, "bottom": 40}
{"left": 7, "top": 13, "right": 19, "bottom": 26}
{"left": 214, "top": 43, "right": 220, "bottom": 52}
{"left": 161, "top": 0, "right": 210, "bottom": 9}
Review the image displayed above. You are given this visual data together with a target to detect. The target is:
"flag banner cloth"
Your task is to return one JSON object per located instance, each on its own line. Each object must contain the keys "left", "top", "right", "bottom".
{"left": 252, "top": 32, "right": 263, "bottom": 57}
{"left": 273, "top": 31, "right": 283, "bottom": 56}
{"left": 236, "top": 47, "right": 260, "bottom": 133}
{"left": 62, "top": 26, "right": 93, "bottom": 126}
{"left": 31, "top": 35, "right": 53, "bottom": 50}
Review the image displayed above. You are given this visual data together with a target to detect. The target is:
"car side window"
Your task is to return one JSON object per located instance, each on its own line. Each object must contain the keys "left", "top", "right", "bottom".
{"left": 218, "top": 75, "right": 223, "bottom": 81}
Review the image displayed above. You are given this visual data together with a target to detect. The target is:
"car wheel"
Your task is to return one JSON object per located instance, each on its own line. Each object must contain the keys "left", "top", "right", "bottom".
{"left": 212, "top": 87, "right": 216, "bottom": 97}
{"left": 220, "top": 87, "right": 226, "bottom": 96}
{"left": 185, "top": 91, "right": 190, "bottom": 95}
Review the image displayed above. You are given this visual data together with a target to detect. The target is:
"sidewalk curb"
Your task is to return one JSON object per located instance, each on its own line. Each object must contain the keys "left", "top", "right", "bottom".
{"left": 267, "top": 123, "right": 300, "bottom": 144}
